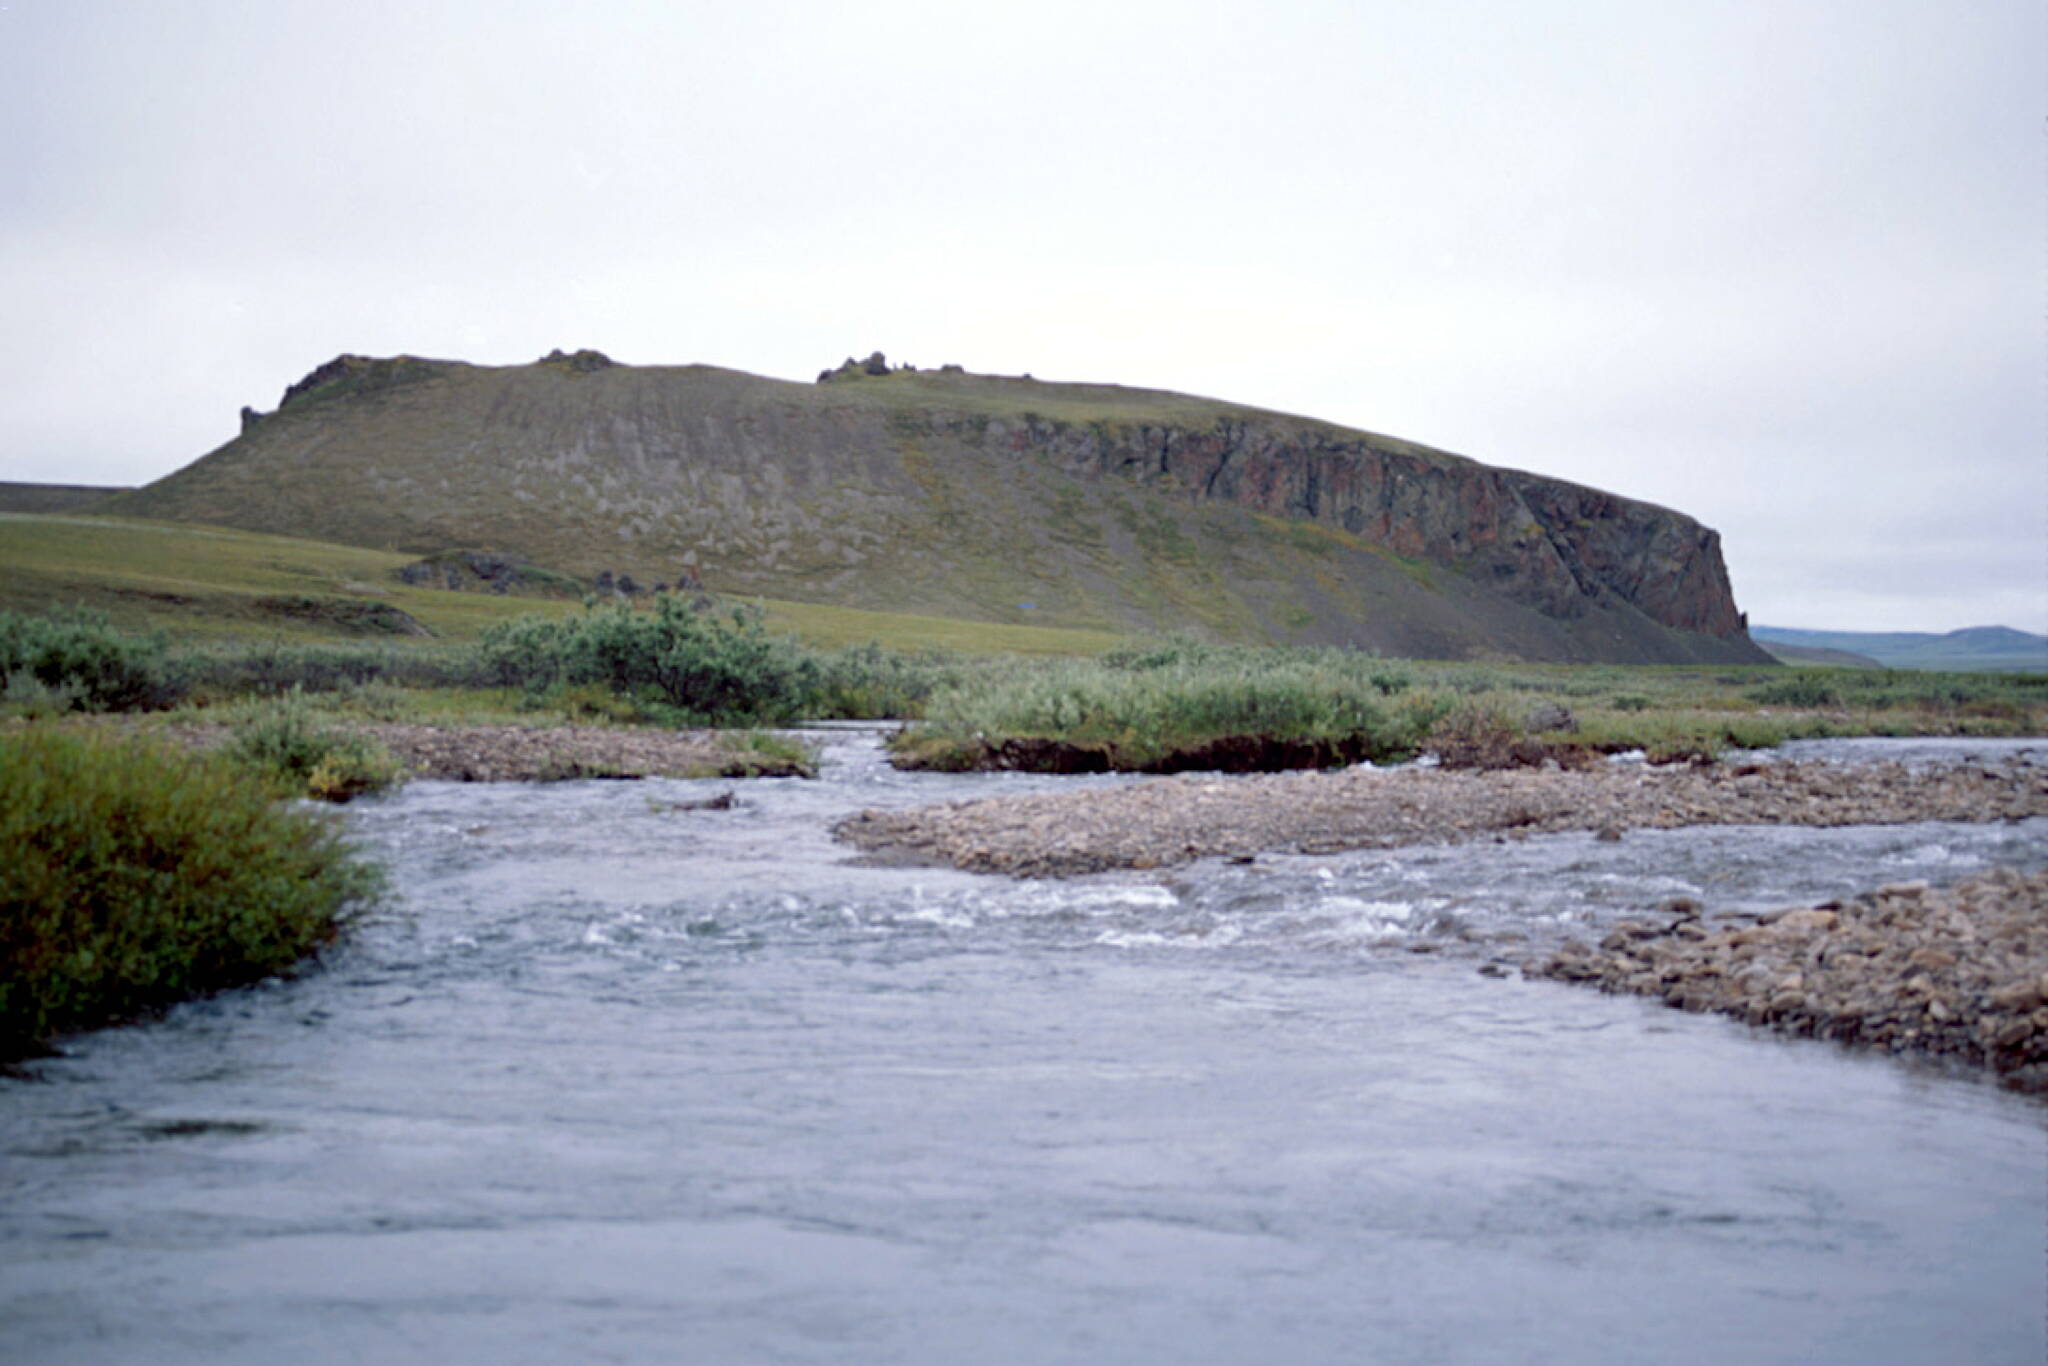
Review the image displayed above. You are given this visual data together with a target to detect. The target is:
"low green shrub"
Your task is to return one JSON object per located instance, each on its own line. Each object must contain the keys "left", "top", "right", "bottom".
{"left": 1749, "top": 673, "right": 1844, "bottom": 708}
{"left": 225, "top": 690, "right": 403, "bottom": 802}
{"left": 183, "top": 640, "right": 483, "bottom": 697}
{"left": 898, "top": 654, "right": 1450, "bottom": 770}
{"left": 805, "top": 642, "right": 959, "bottom": 719}
{"left": 0, "top": 727, "right": 382, "bottom": 1057}
{"left": 0, "top": 673, "right": 85, "bottom": 719}
{"left": 479, "top": 597, "right": 817, "bottom": 724}
{"left": 1101, "top": 634, "right": 1219, "bottom": 672}
{"left": 0, "top": 609, "right": 183, "bottom": 712}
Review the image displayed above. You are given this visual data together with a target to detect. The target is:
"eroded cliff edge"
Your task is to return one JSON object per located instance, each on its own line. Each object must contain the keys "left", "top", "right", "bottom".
{"left": 900, "top": 406, "right": 1747, "bottom": 641}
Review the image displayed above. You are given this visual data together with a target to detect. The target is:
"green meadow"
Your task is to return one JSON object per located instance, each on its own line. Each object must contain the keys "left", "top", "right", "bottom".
{"left": 4, "top": 511, "right": 2043, "bottom": 770}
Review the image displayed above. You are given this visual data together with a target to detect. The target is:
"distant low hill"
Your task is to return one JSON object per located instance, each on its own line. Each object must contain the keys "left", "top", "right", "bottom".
{"left": 1755, "top": 641, "right": 1886, "bottom": 669}
{"left": 1751, "top": 625, "right": 2048, "bottom": 673}
{"left": 98, "top": 349, "right": 1776, "bottom": 665}
{"left": 0, "top": 481, "right": 128, "bottom": 514}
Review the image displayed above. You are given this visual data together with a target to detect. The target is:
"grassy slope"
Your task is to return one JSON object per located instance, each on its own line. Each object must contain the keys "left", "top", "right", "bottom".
{"left": 98, "top": 360, "right": 1754, "bottom": 665}
{"left": 0, "top": 511, "right": 1125, "bottom": 655}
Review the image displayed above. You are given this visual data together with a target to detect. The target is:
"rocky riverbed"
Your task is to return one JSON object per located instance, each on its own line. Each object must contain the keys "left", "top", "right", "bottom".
{"left": 835, "top": 755, "right": 2048, "bottom": 877}
{"left": 1528, "top": 867, "right": 2048, "bottom": 1092}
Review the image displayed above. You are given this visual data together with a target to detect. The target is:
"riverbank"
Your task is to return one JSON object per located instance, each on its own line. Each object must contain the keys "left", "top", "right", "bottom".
{"left": 834, "top": 753, "right": 2048, "bottom": 876}
{"left": 1528, "top": 867, "right": 2048, "bottom": 1093}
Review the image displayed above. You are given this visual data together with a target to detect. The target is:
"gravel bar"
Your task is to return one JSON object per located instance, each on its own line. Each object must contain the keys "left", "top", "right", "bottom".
{"left": 834, "top": 757, "right": 2048, "bottom": 877}
{"left": 1528, "top": 867, "right": 2048, "bottom": 1093}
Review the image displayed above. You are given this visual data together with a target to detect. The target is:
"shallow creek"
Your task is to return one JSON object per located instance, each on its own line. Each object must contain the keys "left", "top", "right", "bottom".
{"left": 4, "top": 731, "right": 2046, "bottom": 1364}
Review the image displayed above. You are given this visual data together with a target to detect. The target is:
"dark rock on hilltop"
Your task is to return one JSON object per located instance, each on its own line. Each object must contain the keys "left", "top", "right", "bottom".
{"left": 538, "top": 347, "right": 616, "bottom": 373}
{"left": 817, "top": 350, "right": 899, "bottom": 382}
{"left": 275, "top": 353, "right": 448, "bottom": 411}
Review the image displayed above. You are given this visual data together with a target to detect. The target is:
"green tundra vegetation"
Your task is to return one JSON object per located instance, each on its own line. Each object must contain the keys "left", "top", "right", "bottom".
{"left": 886, "top": 638, "right": 2048, "bottom": 772}
{"left": 5, "top": 602, "right": 2043, "bottom": 775}
{"left": 2, "top": 510, "right": 2042, "bottom": 782}
{"left": 0, "top": 726, "right": 381, "bottom": 1060}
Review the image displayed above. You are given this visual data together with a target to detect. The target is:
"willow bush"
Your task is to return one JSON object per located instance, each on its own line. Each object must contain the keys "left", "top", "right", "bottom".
{"left": 479, "top": 597, "right": 817, "bottom": 724}
{"left": 224, "top": 688, "right": 403, "bottom": 801}
{"left": 0, "top": 728, "right": 382, "bottom": 1058}
{"left": 0, "top": 608, "right": 183, "bottom": 712}
{"left": 896, "top": 653, "right": 1449, "bottom": 770}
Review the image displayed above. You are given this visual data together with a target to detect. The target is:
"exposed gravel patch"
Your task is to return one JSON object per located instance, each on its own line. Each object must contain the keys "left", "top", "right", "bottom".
{"left": 1527, "top": 868, "right": 2048, "bottom": 1093}
{"left": 834, "top": 757, "right": 2048, "bottom": 877}
{"left": 42, "top": 717, "right": 810, "bottom": 781}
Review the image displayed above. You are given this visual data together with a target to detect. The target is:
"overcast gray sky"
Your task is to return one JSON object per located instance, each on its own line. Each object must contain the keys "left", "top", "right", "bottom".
{"left": 3, "top": 0, "right": 2041, "bottom": 633}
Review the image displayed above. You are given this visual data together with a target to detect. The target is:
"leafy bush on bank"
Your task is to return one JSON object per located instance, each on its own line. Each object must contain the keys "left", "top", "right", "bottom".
{"left": 804, "top": 642, "right": 961, "bottom": 719}
{"left": 480, "top": 598, "right": 818, "bottom": 724}
{"left": 182, "top": 640, "right": 485, "bottom": 698}
{"left": 224, "top": 689, "right": 403, "bottom": 801}
{"left": 0, "top": 609, "right": 183, "bottom": 712}
{"left": 0, "top": 728, "right": 382, "bottom": 1058}
{"left": 895, "top": 654, "right": 1449, "bottom": 770}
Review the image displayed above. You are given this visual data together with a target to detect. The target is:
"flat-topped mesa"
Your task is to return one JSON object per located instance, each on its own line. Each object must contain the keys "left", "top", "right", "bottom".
{"left": 112, "top": 350, "right": 1768, "bottom": 664}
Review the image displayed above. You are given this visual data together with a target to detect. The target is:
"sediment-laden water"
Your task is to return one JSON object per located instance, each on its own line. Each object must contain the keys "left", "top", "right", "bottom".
{"left": 3, "top": 731, "right": 2044, "bottom": 1364}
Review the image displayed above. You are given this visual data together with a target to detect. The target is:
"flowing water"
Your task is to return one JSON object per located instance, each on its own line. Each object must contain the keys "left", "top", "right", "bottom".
{"left": 4, "top": 731, "right": 2046, "bottom": 1364}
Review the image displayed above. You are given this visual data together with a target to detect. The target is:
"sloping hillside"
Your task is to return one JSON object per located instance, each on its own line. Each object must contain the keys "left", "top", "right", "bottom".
{"left": 102, "top": 350, "right": 1772, "bottom": 665}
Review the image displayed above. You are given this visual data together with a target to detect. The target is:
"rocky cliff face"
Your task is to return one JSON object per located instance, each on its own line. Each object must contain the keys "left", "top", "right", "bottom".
{"left": 904, "top": 408, "right": 1748, "bottom": 641}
